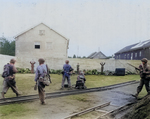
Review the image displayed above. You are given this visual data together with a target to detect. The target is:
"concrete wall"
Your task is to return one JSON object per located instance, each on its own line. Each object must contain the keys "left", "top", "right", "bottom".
{"left": 0, "top": 54, "right": 17, "bottom": 74}
{"left": 16, "top": 57, "right": 142, "bottom": 73}
{"left": 68, "top": 58, "right": 142, "bottom": 72}
{"left": 0, "top": 54, "right": 144, "bottom": 74}
{"left": 15, "top": 23, "right": 68, "bottom": 59}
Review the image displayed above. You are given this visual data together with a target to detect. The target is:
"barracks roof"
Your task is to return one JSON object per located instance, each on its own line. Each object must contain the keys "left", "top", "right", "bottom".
{"left": 115, "top": 39, "right": 150, "bottom": 54}
{"left": 87, "top": 51, "right": 107, "bottom": 59}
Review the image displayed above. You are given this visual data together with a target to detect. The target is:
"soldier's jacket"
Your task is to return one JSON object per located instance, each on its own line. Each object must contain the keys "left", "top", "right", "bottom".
{"left": 139, "top": 64, "right": 150, "bottom": 79}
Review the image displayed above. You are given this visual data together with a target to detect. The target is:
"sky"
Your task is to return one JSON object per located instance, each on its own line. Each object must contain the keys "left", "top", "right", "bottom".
{"left": 0, "top": 0, "right": 150, "bottom": 57}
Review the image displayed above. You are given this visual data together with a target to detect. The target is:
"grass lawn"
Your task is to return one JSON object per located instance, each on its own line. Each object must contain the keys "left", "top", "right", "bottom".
{"left": 0, "top": 74, "right": 147, "bottom": 119}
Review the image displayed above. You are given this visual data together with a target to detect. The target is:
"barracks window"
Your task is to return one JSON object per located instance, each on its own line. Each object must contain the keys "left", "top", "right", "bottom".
{"left": 35, "top": 42, "right": 40, "bottom": 49}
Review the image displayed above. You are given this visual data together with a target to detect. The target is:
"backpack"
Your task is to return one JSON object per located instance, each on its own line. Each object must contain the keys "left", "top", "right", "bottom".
{"left": 38, "top": 65, "right": 50, "bottom": 86}
{"left": 2, "top": 64, "right": 10, "bottom": 78}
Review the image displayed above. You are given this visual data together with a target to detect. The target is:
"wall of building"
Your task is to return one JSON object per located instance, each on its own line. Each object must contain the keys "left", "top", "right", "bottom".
{"left": 15, "top": 23, "right": 68, "bottom": 59}
{"left": 115, "top": 49, "right": 146, "bottom": 60}
{"left": 0, "top": 54, "right": 17, "bottom": 74}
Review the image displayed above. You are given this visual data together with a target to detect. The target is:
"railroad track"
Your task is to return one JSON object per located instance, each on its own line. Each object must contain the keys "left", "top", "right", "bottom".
{"left": 0, "top": 80, "right": 139, "bottom": 105}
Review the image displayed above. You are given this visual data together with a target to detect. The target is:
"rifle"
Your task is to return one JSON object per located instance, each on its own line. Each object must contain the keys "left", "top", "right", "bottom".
{"left": 127, "top": 63, "right": 140, "bottom": 71}
{"left": 46, "top": 64, "right": 52, "bottom": 83}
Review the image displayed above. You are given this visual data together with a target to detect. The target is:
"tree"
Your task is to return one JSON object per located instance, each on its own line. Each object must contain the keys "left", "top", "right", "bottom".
{"left": 0, "top": 38, "right": 15, "bottom": 56}
{"left": 73, "top": 54, "right": 76, "bottom": 58}
{"left": 82, "top": 56, "right": 86, "bottom": 58}
{"left": 68, "top": 56, "right": 72, "bottom": 58}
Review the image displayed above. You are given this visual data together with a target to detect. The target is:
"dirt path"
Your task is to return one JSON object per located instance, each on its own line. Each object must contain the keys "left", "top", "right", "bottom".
{"left": 23, "top": 83, "right": 138, "bottom": 119}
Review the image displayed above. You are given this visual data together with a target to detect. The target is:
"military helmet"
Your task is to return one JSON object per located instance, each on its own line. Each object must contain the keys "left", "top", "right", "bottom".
{"left": 141, "top": 58, "right": 148, "bottom": 63}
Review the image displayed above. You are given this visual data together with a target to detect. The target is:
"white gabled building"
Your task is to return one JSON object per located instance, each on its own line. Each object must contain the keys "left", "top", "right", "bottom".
{"left": 14, "top": 23, "right": 69, "bottom": 69}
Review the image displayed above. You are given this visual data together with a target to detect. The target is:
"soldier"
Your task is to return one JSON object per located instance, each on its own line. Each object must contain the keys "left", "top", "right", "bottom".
{"left": 35, "top": 58, "right": 48, "bottom": 104}
{"left": 1, "top": 59, "right": 20, "bottom": 98}
{"left": 61, "top": 60, "right": 73, "bottom": 89}
{"left": 135, "top": 58, "right": 150, "bottom": 98}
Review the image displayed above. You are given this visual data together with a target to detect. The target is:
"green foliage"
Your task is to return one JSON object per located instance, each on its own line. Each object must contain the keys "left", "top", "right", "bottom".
{"left": 0, "top": 38, "right": 15, "bottom": 56}
{"left": 73, "top": 54, "right": 76, "bottom": 58}
{"left": 50, "top": 69, "right": 63, "bottom": 74}
{"left": 16, "top": 68, "right": 31, "bottom": 73}
{"left": 68, "top": 56, "right": 72, "bottom": 58}
{"left": 83, "top": 69, "right": 101, "bottom": 75}
{"left": 82, "top": 56, "right": 86, "bottom": 58}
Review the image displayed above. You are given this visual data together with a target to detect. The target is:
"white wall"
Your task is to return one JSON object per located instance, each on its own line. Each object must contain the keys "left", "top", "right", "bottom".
{"left": 15, "top": 23, "right": 68, "bottom": 59}
{"left": 0, "top": 55, "right": 142, "bottom": 74}
{"left": 0, "top": 54, "right": 17, "bottom": 74}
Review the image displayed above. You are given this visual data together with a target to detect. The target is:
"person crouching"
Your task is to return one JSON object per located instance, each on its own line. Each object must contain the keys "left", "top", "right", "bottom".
{"left": 75, "top": 71, "right": 86, "bottom": 89}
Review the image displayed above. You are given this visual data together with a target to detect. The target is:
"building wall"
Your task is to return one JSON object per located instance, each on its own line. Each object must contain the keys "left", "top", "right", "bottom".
{"left": 115, "top": 48, "right": 147, "bottom": 60}
{"left": 15, "top": 23, "right": 68, "bottom": 59}
{"left": 0, "top": 54, "right": 17, "bottom": 74}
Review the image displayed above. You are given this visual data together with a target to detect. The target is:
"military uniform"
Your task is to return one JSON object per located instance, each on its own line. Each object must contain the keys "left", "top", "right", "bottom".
{"left": 61, "top": 64, "right": 72, "bottom": 88}
{"left": 1, "top": 64, "right": 19, "bottom": 98}
{"left": 35, "top": 64, "right": 47, "bottom": 104}
{"left": 136, "top": 58, "right": 150, "bottom": 97}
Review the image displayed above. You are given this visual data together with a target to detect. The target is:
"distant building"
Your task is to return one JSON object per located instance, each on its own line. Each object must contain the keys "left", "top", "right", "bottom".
{"left": 87, "top": 51, "right": 107, "bottom": 59}
{"left": 14, "top": 23, "right": 69, "bottom": 59}
{"left": 115, "top": 39, "right": 150, "bottom": 60}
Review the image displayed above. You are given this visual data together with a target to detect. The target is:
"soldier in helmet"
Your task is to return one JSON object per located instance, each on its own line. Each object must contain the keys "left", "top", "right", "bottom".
{"left": 134, "top": 58, "right": 150, "bottom": 98}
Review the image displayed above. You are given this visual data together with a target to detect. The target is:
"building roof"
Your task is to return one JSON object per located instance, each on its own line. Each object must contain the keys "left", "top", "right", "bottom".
{"left": 14, "top": 22, "right": 69, "bottom": 41}
{"left": 87, "top": 52, "right": 97, "bottom": 58}
{"left": 87, "top": 51, "right": 107, "bottom": 59}
{"left": 115, "top": 39, "right": 150, "bottom": 54}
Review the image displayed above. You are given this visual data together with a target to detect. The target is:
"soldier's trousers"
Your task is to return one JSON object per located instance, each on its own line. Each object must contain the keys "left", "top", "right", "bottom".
{"left": 137, "top": 78, "right": 150, "bottom": 93}
{"left": 61, "top": 75, "right": 71, "bottom": 87}
{"left": 2, "top": 78, "right": 19, "bottom": 95}
{"left": 38, "top": 81, "right": 45, "bottom": 103}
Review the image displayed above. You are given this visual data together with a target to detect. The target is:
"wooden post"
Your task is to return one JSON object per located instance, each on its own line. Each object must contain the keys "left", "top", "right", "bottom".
{"left": 30, "top": 60, "right": 36, "bottom": 73}
{"left": 100, "top": 62, "right": 105, "bottom": 74}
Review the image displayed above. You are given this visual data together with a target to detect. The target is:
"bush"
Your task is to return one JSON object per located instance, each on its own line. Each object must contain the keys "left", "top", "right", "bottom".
{"left": 16, "top": 68, "right": 31, "bottom": 73}
{"left": 50, "top": 69, "right": 63, "bottom": 74}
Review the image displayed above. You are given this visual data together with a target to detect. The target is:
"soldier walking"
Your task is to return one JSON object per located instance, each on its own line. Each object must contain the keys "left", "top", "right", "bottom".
{"left": 1, "top": 59, "right": 20, "bottom": 98}
{"left": 35, "top": 58, "right": 49, "bottom": 104}
{"left": 135, "top": 58, "right": 150, "bottom": 98}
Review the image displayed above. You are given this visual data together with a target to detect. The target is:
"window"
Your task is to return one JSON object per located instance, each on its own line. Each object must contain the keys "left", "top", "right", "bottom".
{"left": 124, "top": 54, "right": 126, "bottom": 59}
{"left": 46, "top": 42, "right": 52, "bottom": 50}
{"left": 139, "top": 51, "right": 142, "bottom": 57}
{"left": 131, "top": 53, "right": 133, "bottom": 60}
{"left": 135, "top": 53, "right": 137, "bottom": 58}
{"left": 127, "top": 54, "right": 129, "bottom": 58}
{"left": 39, "top": 30, "right": 45, "bottom": 35}
{"left": 35, "top": 42, "right": 40, "bottom": 49}
{"left": 119, "top": 55, "right": 120, "bottom": 59}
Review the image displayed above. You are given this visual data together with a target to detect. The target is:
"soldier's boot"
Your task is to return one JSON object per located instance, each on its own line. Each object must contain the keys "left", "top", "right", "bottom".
{"left": 16, "top": 93, "right": 21, "bottom": 97}
{"left": 134, "top": 93, "right": 139, "bottom": 98}
{"left": 1, "top": 92, "right": 5, "bottom": 99}
{"left": 41, "top": 101, "right": 46, "bottom": 105}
